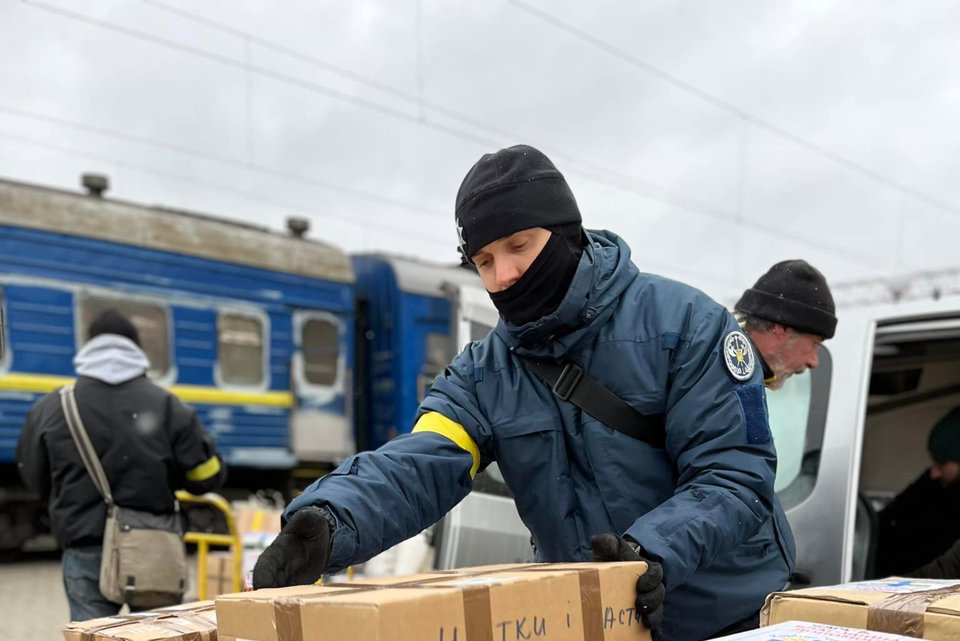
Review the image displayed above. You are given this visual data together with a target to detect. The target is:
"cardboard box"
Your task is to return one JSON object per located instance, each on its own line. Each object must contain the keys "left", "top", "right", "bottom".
{"left": 205, "top": 550, "right": 237, "bottom": 597}
{"left": 234, "top": 502, "right": 283, "bottom": 536}
{"left": 217, "top": 584, "right": 359, "bottom": 641}
{"left": 328, "top": 571, "right": 465, "bottom": 586}
{"left": 761, "top": 577, "right": 960, "bottom": 639}
{"left": 63, "top": 600, "right": 216, "bottom": 641}
{"left": 437, "top": 562, "right": 538, "bottom": 574}
{"left": 536, "top": 562, "right": 650, "bottom": 641}
{"left": 216, "top": 562, "right": 650, "bottom": 641}
{"left": 217, "top": 584, "right": 465, "bottom": 641}
{"left": 715, "top": 620, "right": 921, "bottom": 641}
{"left": 411, "top": 570, "right": 586, "bottom": 641}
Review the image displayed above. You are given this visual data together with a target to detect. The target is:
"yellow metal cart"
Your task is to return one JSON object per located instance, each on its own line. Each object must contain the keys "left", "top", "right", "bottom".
{"left": 176, "top": 491, "right": 243, "bottom": 599}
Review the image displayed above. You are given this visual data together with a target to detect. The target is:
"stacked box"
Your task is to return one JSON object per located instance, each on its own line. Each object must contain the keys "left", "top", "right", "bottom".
{"left": 216, "top": 562, "right": 651, "bottom": 641}
{"left": 62, "top": 600, "right": 216, "bottom": 641}
{"left": 217, "top": 584, "right": 465, "bottom": 641}
{"left": 205, "top": 550, "right": 236, "bottom": 597}
{"left": 233, "top": 502, "right": 283, "bottom": 536}
{"left": 714, "top": 620, "right": 923, "bottom": 641}
{"left": 761, "top": 577, "right": 960, "bottom": 639}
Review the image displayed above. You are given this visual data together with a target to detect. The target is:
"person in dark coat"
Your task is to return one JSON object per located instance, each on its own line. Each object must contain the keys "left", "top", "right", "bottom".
{"left": 16, "top": 310, "right": 227, "bottom": 622}
{"left": 734, "top": 260, "right": 836, "bottom": 390}
{"left": 252, "top": 145, "right": 795, "bottom": 641}
{"left": 875, "top": 407, "right": 960, "bottom": 578}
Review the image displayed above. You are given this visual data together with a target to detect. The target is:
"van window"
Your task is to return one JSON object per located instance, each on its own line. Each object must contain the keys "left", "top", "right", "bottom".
{"left": 218, "top": 313, "right": 265, "bottom": 386}
{"left": 771, "top": 346, "right": 832, "bottom": 509}
{"left": 769, "top": 372, "right": 813, "bottom": 492}
{"left": 79, "top": 296, "right": 170, "bottom": 378}
{"left": 302, "top": 318, "right": 339, "bottom": 386}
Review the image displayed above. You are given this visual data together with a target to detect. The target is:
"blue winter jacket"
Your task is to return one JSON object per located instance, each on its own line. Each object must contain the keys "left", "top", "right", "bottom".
{"left": 287, "top": 230, "right": 796, "bottom": 641}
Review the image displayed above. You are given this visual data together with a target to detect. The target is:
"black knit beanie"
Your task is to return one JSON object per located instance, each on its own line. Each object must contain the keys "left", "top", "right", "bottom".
{"left": 455, "top": 145, "right": 582, "bottom": 262}
{"left": 89, "top": 309, "right": 141, "bottom": 346}
{"left": 929, "top": 407, "right": 960, "bottom": 463}
{"left": 735, "top": 259, "right": 837, "bottom": 339}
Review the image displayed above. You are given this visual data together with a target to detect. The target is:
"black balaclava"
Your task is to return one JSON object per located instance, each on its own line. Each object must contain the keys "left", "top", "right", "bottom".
{"left": 488, "top": 222, "right": 585, "bottom": 325}
{"left": 455, "top": 145, "right": 585, "bottom": 325}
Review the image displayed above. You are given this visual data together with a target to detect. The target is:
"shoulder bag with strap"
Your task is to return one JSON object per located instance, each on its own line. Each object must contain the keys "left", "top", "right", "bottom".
{"left": 60, "top": 383, "right": 187, "bottom": 609}
{"left": 518, "top": 357, "right": 666, "bottom": 448}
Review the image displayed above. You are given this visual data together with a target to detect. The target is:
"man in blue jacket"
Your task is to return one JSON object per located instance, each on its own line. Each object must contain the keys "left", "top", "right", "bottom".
{"left": 254, "top": 145, "right": 795, "bottom": 640}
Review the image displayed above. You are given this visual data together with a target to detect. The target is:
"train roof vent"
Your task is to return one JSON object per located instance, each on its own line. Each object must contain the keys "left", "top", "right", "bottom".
{"left": 81, "top": 173, "right": 109, "bottom": 198}
{"left": 287, "top": 216, "right": 309, "bottom": 239}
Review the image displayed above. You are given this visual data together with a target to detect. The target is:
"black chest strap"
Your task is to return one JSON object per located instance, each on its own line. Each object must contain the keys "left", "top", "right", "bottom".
{"left": 518, "top": 356, "right": 666, "bottom": 449}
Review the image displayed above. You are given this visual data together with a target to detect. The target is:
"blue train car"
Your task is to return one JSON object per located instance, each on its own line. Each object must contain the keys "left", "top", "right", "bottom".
{"left": 352, "top": 254, "right": 480, "bottom": 450}
{"left": 0, "top": 178, "right": 357, "bottom": 546}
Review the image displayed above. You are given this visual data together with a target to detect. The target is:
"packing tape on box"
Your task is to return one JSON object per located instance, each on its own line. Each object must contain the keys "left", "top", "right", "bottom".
{"left": 517, "top": 565, "right": 610, "bottom": 641}
{"left": 867, "top": 584, "right": 960, "bottom": 637}
{"left": 72, "top": 606, "right": 217, "bottom": 641}
{"left": 270, "top": 565, "right": 624, "bottom": 641}
{"left": 575, "top": 568, "right": 604, "bottom": 641}
{"left": 273, "top": 588, "right": 373, "bottom": 641}
{"left": 77, "top": 619, "right": 141, "bottom": 641}
{"left": 410, "top": 568, "right": 604, "bottom": 641}
{"left": 275, "top": 599, "right": 305, "bottom": 641}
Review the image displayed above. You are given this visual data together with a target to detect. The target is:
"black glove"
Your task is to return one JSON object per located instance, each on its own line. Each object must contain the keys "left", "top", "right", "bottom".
{"left": 252, "top": 506, "right": 334, "bottom": 589}
{"left": 591, "top": 533, "right": 666, "bottom": 633}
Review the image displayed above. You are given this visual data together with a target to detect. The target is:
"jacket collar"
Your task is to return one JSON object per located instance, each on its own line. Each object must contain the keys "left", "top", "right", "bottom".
{"left": 496, "top": 229, "right": 637, "bottom": 360}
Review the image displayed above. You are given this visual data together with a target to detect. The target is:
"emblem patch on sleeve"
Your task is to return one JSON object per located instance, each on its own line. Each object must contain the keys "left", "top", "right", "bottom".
{"left": 723, "top": 330, "right": 755, "bottom": 381}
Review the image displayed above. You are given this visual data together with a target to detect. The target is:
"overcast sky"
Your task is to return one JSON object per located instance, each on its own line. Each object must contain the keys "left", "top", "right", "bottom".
{"left": 2, "top": 0, "right": 959, "bottom": 304}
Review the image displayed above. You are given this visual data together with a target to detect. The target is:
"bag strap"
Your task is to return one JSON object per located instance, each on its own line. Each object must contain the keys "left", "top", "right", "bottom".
{"left": 518, "top": 356, "right": 666, "bottom": 449}
{"left": 60, "top": 383, "right": 114, "bottom": 507}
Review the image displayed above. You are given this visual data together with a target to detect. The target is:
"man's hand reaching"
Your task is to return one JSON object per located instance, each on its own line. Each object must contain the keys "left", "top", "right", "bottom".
{"left": 252, "top": 506, "right": 335, "bottom": 589}
{"left": 591, "top": 533, "right": 666, "bottom": 633}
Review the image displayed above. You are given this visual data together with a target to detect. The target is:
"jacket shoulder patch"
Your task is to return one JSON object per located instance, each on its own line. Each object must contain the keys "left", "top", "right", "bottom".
{"left": 723, "top": 330, "right": 756, "bottom": 381}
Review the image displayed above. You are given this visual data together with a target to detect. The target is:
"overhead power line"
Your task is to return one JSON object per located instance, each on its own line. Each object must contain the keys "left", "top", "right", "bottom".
{"left": 138, "top": 0, "right": 886, "bottom": 268}
{"left": 509, "top": 0, "right": 960, "bottom": 223}
{"left": 0, "top": 104, "right": 448, "bottom": 219}
{"left": 0, "top": 129, "right": 739, "bottom": 287}
{"left": 22, "top": 0, "right": 885, "bottom": 269}
{"left": 0, "top": 130, "right": 451, "bottom": 242}
{"left": 16, "top": 1, "right": 902, "bottom": 269}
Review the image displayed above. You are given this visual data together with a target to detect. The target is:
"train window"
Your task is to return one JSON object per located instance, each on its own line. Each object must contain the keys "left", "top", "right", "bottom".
{"left": 218, "top": 313, "right": 265, "bottom": 386}
{"left": 78, "top": 296, "right": 171, "bottom": 377}
{"left": 418, "top": 332, "right": 453, "bottom": 401}
{"left": 0, "top": 294, "right": 6, "bottom": 364}
{"left": 302, "top": 318, "right": 339, "bottom": 386}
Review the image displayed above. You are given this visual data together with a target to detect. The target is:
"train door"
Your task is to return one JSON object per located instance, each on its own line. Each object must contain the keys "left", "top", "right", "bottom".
{"left": 290, "top": 310, "right": 353, "bottom": 463}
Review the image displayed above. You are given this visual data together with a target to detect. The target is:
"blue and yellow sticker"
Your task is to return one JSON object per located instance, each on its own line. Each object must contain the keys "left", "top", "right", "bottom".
{"left": 723, "top": 330, "right": 755, "bottom": 382}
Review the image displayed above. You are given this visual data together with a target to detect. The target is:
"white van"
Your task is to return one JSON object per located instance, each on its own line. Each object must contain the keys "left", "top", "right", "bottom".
{"left": 436, "top": 283, "right": 960, "bottom": 585}
{"left": 775, "top": 294, "right": 960, "bottom": 587}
